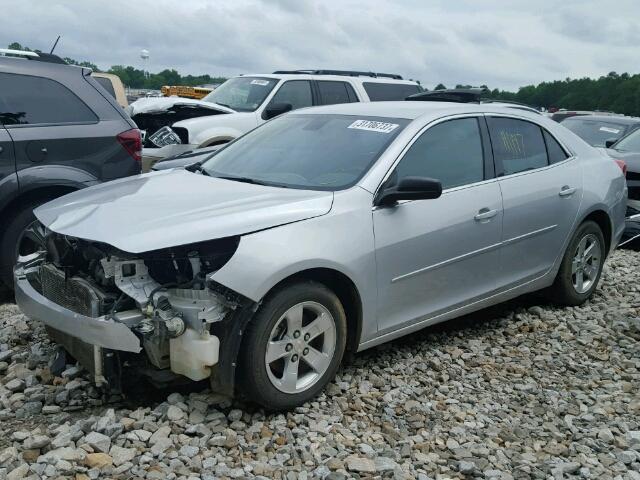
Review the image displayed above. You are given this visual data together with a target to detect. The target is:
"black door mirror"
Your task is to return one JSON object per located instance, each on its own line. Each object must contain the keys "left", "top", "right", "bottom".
{"left": 604, "top": 138, "right": 618, "bottom": 148}
{"left": 376, "top": 176, "right": 443, "bottom": 206}
{"left": 262, "top": 102, "right": 293, "bottom": 120}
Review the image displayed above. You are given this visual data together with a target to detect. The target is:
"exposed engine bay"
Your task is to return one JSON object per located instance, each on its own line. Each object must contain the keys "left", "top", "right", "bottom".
{"left": 17, "top": 227, "right": 252, "bottom": 394}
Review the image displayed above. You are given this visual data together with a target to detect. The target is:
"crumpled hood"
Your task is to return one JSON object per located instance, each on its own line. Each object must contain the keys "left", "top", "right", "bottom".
{"left": 34, "top": 170, "right": 334, "bottom": 253}
{"left": 126, "top": 97, "right": 235, "bottom": 116}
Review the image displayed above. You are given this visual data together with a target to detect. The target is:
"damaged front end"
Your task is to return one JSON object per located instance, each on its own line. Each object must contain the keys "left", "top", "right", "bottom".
{"left": 14, "top": 228, "right": 254, "bottom": 396}
{"left": 126, "top": 98, "right": 233, "bottom": 147}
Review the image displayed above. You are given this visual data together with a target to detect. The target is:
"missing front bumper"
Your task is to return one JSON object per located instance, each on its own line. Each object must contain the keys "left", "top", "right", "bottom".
{"left": 14, "top": 270, "right": 142, "bottom": 353}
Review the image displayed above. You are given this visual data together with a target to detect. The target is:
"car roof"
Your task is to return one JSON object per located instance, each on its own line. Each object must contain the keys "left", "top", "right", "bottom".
{"left": 238, "top": 73, "right": 419, "bottom": 85}
{"left": 289, "top": 101, "right": 544, "bottom": 121}
{"left": 562, "top": 114, "right": 640, "bottom": 124}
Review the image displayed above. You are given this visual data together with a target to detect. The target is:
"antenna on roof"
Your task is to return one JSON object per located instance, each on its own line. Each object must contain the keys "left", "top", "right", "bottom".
{"left": 50, "top": 35, "right": 61, "bottom": 54}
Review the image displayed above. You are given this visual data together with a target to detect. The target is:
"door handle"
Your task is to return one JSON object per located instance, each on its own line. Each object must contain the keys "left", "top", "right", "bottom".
{"left": 474, "top": 208, "right": 498, "bottom": 222}
{"left": 559, "top": 186, "right": 576, "bottom": 197}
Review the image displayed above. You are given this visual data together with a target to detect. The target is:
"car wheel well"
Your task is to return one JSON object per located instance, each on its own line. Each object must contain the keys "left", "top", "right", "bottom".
{"left": 582, "top": 210, "right": 612, "bottom": 256}
{"left": 266, "top": 268, "right": 362, "bottom": 354}
{"left": 0, "top": 185, "right": 77, "bottom": 227}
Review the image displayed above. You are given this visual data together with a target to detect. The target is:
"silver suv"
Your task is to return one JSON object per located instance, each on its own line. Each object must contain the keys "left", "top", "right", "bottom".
{"left": 15, "top": 101, "right": 627, "bottom": 409}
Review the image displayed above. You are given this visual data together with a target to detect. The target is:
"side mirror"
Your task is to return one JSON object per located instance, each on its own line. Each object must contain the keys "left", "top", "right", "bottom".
{"left": 376, "top": 176, "right": 443, "bottom": 206}
{"left": 604, "top": 138, "right": 617, "bottom": 148}
{"left": 262, "top": 102, "right": 293, "bottom": 120}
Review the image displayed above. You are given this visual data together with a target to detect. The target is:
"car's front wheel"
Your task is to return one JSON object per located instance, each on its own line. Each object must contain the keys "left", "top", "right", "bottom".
{"left": 239, "top": 281, "right": 347, "bottom": 410}
{"left": 549, "top": 220, "right": 605, "bottom": 306}
{"left": 0, "top": 200, "right": 48, "bottom": 289}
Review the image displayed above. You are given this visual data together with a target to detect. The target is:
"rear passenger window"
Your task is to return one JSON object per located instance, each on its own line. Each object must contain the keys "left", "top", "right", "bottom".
{"left": 394, "top": 118, "right": 484, "bottom": 189}
{"left": 487, "top": 117, "right": 548, "bottom": 175}
{"left": 543, "top": 130, "right": 569, "bottom": 164}
{"left": 363, "top": 82, "right": 421, "bottom": 101}
{"left": 317, "top": 81, "right": 357, "bottom": 105}
{"left": 0, "top": 73, "right": 97, "bottom": 126}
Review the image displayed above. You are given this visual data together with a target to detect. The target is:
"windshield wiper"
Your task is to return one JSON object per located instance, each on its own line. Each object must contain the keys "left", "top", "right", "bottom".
{"left": 216, "top": 175, "right": 269, "bottom": 186}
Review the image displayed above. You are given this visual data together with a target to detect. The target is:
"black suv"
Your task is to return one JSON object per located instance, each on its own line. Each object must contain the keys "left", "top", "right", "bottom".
{"left": 0, "top": 50, "right": 141, "bottom": 288}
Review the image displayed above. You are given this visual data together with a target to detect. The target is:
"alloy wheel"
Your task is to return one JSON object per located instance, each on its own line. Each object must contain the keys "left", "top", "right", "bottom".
{"left": 265, "top": 301, "right": 336, "bottom": 394}
{"left": 571, "top": 233, "right": 601, "bottom": 294}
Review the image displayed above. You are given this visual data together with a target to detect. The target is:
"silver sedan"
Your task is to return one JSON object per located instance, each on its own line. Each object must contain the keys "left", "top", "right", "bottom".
{"left": 15, "top": 102, "right": 627, "bottom": 409}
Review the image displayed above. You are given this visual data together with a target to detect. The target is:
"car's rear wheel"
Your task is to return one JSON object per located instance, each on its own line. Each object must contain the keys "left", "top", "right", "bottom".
{"left": 0, "top": 200, "right": 48, "bottom": 289}
{"left": 239, "top": 281, "right": 346, "bottom": 410}
{"left": 549, "top": 220, "right": 605, "bottom": 306}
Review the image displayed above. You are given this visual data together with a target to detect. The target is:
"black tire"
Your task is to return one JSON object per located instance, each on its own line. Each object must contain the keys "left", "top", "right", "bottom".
{"left": 0, "top": 200, "right": 46, "bottom": 289}
{"left": 549, "top": 220, "right": 605, "bottom": 306}
{"left": 239, "top": 281, "right": 347, "bottom": 410}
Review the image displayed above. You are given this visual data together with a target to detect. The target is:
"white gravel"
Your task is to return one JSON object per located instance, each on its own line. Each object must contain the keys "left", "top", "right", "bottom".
{"left": 0, "top": 248, "right": 638, "bottom": 479}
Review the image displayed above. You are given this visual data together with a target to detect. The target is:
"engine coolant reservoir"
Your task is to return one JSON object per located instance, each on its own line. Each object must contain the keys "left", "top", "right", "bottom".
{"left": 169, "top": 329, "right": 220, "bottom": 381}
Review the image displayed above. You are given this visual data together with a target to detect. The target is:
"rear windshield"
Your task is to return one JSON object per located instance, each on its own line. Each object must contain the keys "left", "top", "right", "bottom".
{"left": 202, "top": 114, "right": 409, "bottom": 190}
{"left": 363, "top": 82, "right": 422, "bottom": 101}
{"left": 562, "top": 118, "right": 631, "bottom": 147}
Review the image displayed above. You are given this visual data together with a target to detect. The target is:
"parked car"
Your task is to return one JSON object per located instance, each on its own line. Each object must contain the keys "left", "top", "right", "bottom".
{"left": 602, "top": 128, "right": 640, "bottom": 244}
{"left": 561, "top": 115, "right": 640, "bottom": 147}
{"left": 14, "top": 102, "right": 626, "bottom": 409}
{"left": 92, "top": 72, "right": 128, "bottom": 108}
{"left": 0, "top": 48, "right": 142, "bottom": 289}
{"left": 132, "top": 69, "right": 422, "bottom": 167}
{"left": 406, "top": 87, "right": 541, "bottom": 114}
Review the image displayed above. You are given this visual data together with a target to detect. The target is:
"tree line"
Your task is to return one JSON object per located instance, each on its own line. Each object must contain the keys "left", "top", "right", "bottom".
{"left": 7, "top": 42, "right": 640, "bottom": 115}
{"left": 7, "top": 42, "right": 226, "bottom": 90}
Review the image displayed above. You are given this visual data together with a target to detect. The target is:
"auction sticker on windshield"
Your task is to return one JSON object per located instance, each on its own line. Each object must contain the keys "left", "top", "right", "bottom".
{"left": 251, "top": 79, "right": 270, "bottom": 86}
{"left": 600, "top": 126, "right": 621, "bottom": 134}
{"left": 348, "top": 120, "right": 399, "bottom": 133}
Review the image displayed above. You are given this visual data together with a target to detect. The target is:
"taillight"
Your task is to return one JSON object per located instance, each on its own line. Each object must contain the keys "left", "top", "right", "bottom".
{"left": 614, "top": 159, "right": 627, "bottom": 175}
{"left": 117, "top": 128, "right": 142, "bottom": 163}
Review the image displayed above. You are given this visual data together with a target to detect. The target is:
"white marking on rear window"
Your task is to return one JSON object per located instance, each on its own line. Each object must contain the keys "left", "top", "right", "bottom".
{"left": 348, "top": 119, "right": 399, "bottom": 133}
{"left": 250, "top": 79, "right": 270, "bottom": 86}
{"left": 600, "top": 126, "right": 621, "bottom": 134}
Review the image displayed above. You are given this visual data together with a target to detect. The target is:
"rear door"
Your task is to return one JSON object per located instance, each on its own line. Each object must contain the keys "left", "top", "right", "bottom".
{"left": 316, "top": 81, "right": 359, "bottom": 105}
{"left": 486, "top": 115, "right": 582, "bottom": 288}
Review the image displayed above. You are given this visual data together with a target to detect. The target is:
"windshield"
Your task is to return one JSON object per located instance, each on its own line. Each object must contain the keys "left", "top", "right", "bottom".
{"left": 563, "top": 118, "right": 630, "bottom": 147}
{"left": 613, "top": 128, "right": 640, "bottom": 152}
{"left": 202, "top": 77, "right": 278, "bottom": 112}
{"left": 201, "top": 114, "right": 409, "bottom": 190}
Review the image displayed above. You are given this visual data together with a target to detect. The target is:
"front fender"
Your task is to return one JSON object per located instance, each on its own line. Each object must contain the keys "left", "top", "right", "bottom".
{"left": 210, "top": 188, "right": 380, "bottom": 344}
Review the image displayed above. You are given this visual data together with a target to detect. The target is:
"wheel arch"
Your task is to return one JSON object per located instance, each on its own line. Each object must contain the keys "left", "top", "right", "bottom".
{"left": 261, "top": 267, "right": 363, "bottom": 355}
{"left": 580, "top": 208, "right": 613, "bottom": 256}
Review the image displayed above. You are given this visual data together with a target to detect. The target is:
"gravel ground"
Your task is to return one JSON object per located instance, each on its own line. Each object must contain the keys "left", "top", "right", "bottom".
{"left": 0, "top": 249, "right": 638, "bottom": 480}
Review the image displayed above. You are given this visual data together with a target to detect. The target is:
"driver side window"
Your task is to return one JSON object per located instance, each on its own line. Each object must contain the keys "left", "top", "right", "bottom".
{"left": 269, "top": 81, "right": 313, "bottom": 111}
{"left": 394, "top": 118, "right": 485, "bottom": 189}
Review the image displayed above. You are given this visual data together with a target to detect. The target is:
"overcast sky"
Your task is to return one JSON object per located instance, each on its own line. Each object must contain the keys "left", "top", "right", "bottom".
{"left": 3, "top": 0, "right": 639, "bottom": 90}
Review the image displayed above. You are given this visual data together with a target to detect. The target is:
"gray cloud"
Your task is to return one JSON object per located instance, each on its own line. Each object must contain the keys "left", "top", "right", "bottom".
{"left": 1, "top": 0, "right": 638, "bottom": 90}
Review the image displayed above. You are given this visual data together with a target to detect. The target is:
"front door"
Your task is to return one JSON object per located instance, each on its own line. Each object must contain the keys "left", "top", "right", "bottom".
{"left": 486, "top": 116, "right": 582, "bottom": 288}
{"left": 373, "top": 117, "right": 503, "bottom": 334}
